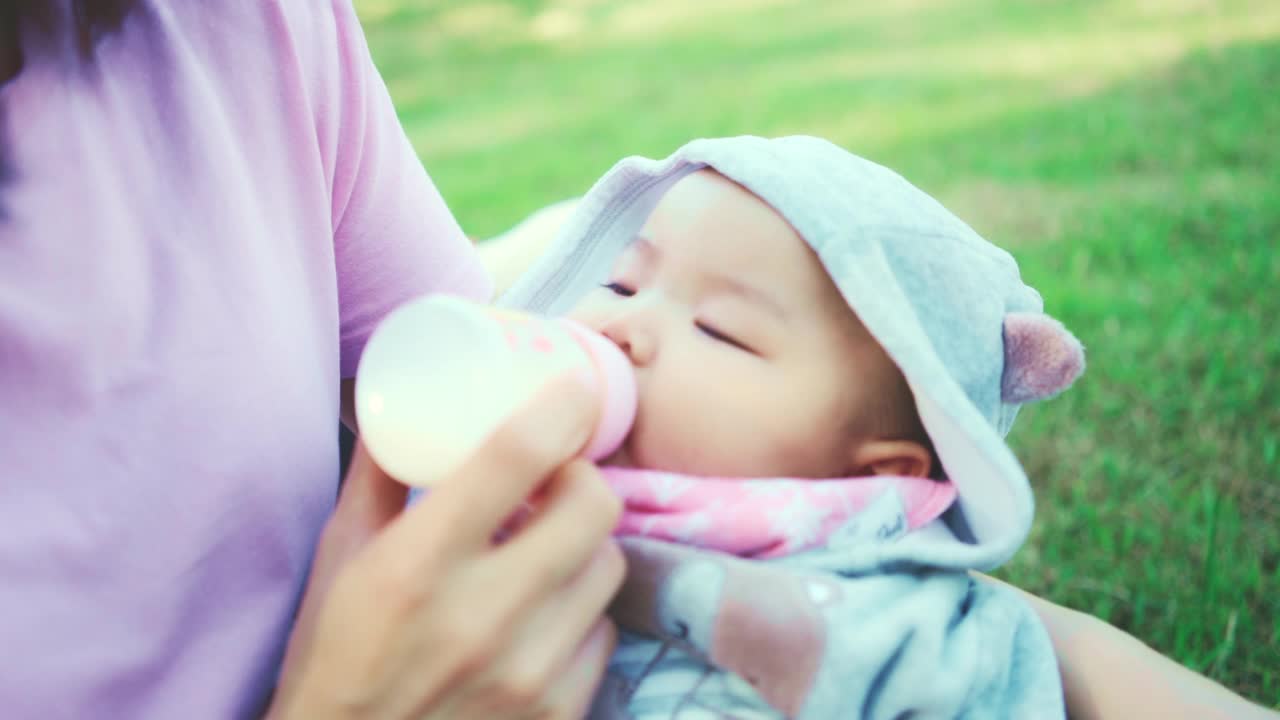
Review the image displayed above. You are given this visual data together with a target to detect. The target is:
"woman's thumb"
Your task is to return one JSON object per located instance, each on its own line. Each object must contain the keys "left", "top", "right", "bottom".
{"left": 277, "top": 440, "right": 410, "bottom": 684}
{"left": 332, "top": 440, "right": 410, "bottom": 541}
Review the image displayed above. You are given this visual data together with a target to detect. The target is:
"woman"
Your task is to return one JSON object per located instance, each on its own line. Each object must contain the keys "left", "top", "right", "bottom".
{"left": 1, "top": 3, "right": 619, "bottom": 717}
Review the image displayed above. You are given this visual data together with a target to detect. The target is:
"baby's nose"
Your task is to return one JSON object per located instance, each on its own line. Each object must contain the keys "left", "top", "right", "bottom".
{"left": 601, "top": 316, "right": 656, "bottom": 367}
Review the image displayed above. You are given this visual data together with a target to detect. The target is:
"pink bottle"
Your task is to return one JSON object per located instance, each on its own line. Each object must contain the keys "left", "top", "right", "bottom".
{"left": 355, "top": 295, "right": 637, "bottom": 487}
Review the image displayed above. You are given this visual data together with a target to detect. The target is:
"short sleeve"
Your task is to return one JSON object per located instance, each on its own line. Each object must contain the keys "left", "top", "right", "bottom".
{"left": 326, "top": 2, "right": 492, "bottom": 378}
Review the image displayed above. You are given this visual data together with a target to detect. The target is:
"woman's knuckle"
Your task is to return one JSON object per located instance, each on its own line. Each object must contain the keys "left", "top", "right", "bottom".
{"left": 490, "top": 412, "right": 552, "bottom": 468}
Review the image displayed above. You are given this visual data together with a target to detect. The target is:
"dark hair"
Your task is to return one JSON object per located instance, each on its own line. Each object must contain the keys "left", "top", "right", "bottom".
{"left": 0, "top": 0, "right": 137, "bottom": 214}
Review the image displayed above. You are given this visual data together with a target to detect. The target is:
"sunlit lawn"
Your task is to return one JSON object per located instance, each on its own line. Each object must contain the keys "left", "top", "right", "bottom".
{"left": 358, "top": 0, "right": 1280, "bottom": 705}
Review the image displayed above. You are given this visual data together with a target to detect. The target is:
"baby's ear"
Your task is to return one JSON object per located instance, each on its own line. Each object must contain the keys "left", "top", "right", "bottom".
{"left": 1001, "top": 312, "right": 1085, "bottom": 404}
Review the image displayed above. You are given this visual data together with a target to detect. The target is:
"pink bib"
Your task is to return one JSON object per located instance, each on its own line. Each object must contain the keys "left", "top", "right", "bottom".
{"left": 602, "top": 468, "right": 957, "bottom": 559}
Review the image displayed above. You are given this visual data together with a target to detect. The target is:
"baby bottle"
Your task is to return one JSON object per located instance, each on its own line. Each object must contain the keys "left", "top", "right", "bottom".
{"left": 355, "top": 295, "right": 637, "bottom": 487}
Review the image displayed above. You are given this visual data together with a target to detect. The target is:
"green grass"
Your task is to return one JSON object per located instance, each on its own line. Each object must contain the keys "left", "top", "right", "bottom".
{"left": 358, "top": 0, "right": 1279, "bottom": 705}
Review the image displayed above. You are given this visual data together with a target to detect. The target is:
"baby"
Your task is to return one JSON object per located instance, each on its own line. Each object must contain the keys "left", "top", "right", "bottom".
{"left": 570, "top": 168, "right": 957, "bottom": 561}
{"left": 499, "top": 136, "right": 1084, "bottom": 719}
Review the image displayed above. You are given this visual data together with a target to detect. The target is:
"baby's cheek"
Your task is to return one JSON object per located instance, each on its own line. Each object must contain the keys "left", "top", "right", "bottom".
{"left": 776, "top": 407, "right": 854, "bottom": 477}
{"left": 632, "top": 389, "right": 742, "bottom": 475}
{"left": 631, "top": 417, "right": 717, "bottom": 474}
{"left": 710, "top": 396, "right": 842, "bottom": 478}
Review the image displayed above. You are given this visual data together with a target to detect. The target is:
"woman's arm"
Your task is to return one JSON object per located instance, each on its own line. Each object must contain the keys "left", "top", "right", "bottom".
{"left": 976, "top": 573, "right": 1277, "bottom": 720}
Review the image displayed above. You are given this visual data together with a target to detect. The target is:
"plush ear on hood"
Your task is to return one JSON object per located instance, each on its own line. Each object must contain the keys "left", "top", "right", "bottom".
{"left": 1001, "top": 312, "right": 1085, "bottom": 404}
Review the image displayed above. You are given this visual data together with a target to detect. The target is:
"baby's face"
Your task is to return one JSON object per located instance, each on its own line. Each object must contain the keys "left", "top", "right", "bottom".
{"left": 569, "top": 169, "right": 910, "bottom": 478}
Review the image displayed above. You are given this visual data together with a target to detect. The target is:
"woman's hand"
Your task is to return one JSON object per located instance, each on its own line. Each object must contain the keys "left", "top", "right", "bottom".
{"left": 271, "top": 374, "right": 625, "bottom": 720}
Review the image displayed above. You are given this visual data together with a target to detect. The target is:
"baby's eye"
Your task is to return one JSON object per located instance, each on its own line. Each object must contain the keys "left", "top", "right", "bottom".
{"left": 600, "top": 282, "right": 635, "bottom": 297}
{"left": 696, "top": 322, "right": 754, "bottom": 354}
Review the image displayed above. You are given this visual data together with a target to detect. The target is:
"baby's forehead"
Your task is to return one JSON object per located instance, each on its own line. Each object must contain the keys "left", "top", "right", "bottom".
{"left": 639, "top": 183, "right": 804, "bottom": 265}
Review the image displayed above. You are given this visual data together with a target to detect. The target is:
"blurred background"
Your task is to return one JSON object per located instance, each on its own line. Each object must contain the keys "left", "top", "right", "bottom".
{"left": 355, "top": 0, "right": 1279, "bottom": 705}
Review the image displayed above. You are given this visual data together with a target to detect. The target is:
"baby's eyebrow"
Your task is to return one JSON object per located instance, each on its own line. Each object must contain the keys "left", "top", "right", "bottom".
{"left": 711, "top": 274, "right": 788, "bottom": 320}
{"left": 627, "top": 233, "right": 659, "bottom": 257}
{"left": 624, "top": 233, "right": 784, "bottom": 318}
{"left": 610, "top": 235, "right": 657, "bottom": 275}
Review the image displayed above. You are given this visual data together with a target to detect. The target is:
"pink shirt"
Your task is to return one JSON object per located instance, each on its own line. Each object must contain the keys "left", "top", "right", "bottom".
{"left": 0, "top": 3, "right": 489, "bottom": 717}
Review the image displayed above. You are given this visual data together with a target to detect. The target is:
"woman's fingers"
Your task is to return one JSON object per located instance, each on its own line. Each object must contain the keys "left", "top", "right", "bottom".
{"left": 481, "top": 617, "right": 618, "bottom": 720}
{"left": 453, "top": 372, "right": 599, "bottom": 536}
{"left": 496, "top": 458, "right": 622, "bottom": 600}
{"left": 380, "top": 372, "right": 600, "bottom": 556}
{"left": 500, "top": 539, "right": 626, "bottom": 684}
{"left": 534, "top": 618, "right": 618, "bottom": 720}
{"left": 444, "top": 463, "right": 623, "bottom": 714}
{"left": 437, "top": 467, "right": 624, "bottom": 718}
{"left": 413, "top": 550, "right": 623, "bottom": 720}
